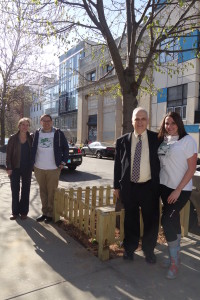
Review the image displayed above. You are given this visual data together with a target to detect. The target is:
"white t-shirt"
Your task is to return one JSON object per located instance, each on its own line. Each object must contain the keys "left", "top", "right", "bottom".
{"left": 34, "top": 131, "right": 57, "bottom": 170}
{"left": 158, "top": 134, "right": 197, "bottom": 191}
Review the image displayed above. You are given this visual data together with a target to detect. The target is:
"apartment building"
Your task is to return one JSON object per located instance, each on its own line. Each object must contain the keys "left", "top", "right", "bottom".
{"left": 152, "top": 35, "right": 200, "bottom": 149}
{"left": 77, "top": 43, "right": 123, "bottom": 145}
{"left": 43, "top": 81, "right": 59, "bottom": 126}
{"left": 59, "top": 42, "right": 85, "bottom": 142}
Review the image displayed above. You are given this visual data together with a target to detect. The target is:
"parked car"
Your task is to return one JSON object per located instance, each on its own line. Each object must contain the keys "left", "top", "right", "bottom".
{"left": 0, "top": 145, "right": 7, "bottom": 167}
{"left": 81, "top": 141, "right": 115, "bottom": 159}
{"left": 0, "top": 139, "right": 8, "bottom": 167}
{"left": 65, "top": 144, "right": 82, "bottom": 170}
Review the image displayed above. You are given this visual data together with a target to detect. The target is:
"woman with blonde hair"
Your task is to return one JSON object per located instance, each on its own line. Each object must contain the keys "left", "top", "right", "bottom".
{"left": 6, "top": 118, "right": 33, "bottom": 220}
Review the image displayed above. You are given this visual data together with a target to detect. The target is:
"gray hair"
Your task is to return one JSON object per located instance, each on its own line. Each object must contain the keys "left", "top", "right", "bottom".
{"left": 132, "top": 107, "right": 148, "bottom": 120}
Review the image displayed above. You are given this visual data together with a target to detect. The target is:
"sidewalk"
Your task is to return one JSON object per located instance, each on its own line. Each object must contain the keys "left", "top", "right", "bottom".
{"left": 0, "top": 168, "right": 200, "bottom": 300}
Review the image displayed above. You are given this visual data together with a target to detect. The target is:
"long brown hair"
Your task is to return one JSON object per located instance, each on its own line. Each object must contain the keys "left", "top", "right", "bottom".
{"left": 158, "top": 112, "right": 187, "bottom": 141}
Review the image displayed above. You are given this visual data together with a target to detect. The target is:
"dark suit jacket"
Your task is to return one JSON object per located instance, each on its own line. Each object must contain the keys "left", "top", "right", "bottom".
{"left": 114, "top": 130, "right": 160, "bottom": 204}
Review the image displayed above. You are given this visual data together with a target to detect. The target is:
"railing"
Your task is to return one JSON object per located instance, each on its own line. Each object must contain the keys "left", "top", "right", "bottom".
{"left": 53, "top": 186, "right": 190, "bottom": 261}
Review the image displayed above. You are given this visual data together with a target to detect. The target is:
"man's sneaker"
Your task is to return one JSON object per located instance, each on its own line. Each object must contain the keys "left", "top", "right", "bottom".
{"left": 44, "top": 217, "right": 53, "bottom": 224}
{"left": 36, "top": 215, "right": 46, "bottom": 222}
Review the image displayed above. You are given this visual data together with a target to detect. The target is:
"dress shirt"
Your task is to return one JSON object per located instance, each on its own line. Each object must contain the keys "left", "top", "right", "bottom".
{"left": 130, "top": 130, "right": 151, "bottom": 183}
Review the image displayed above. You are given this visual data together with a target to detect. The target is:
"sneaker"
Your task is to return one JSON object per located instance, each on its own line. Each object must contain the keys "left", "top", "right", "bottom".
{"left": 10, "top": 214, "right": 17, "bottom": 220}
{"left": 36, "top": 215, "right": 46, "bottom": 222}
{"left": 44, "top": 217, "right": 53, "bottom": 224}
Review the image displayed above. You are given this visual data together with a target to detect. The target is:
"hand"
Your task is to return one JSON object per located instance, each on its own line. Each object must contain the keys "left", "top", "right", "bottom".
{"left": 59, "top": 164, "right": 64, "bottom": 170}
{"left": 167, "top": 189, "right": 181, "bottom": 204}
{"left": 7, "top": 169, "right": 12, "bottom": 176}
{"left": 114, "top": 189, "right": 120, "bottom": 199}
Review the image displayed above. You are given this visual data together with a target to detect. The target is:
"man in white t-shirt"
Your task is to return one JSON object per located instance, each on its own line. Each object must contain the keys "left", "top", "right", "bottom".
{"left": 32, "top": 114, "right": 69, "bottom": 223}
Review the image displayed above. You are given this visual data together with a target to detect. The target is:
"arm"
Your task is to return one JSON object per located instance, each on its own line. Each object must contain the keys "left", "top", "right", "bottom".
{"left": 60, "top": 131, "right": 69, "bottom": 169}
{"left": 168, "top": 153, "right": 197, "bottom": 203}
{"left": 114, "top": 139, "right": 122, "bottom": 198}
{"left": 6, "top": 137, "right": 13, "bottom": 175}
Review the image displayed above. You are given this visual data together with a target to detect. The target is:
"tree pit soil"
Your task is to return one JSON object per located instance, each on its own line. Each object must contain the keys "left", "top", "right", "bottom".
{"left": 57, "top": 220, "right": 166, "bottom": 259}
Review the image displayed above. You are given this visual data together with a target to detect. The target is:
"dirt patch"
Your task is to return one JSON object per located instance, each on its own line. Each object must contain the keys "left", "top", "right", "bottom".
{"left": 57, "top": 220, "right": 166, "bottom": 259}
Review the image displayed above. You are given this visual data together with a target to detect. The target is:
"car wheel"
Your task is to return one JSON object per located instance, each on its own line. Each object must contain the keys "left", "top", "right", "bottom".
{"left": 96, "top": 151, "right": 102, "bottom": 159}
{"left": 81, "top": 149, "right": 86, "bottom": 156}
{"left": 68, "top": 166, "right": 77, "bottom": 170}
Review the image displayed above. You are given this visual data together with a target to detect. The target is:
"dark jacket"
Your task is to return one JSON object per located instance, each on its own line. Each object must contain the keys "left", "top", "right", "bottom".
{"left": 114, "top": 130, "right": 160, "bottom": 203}
{"left": 6, "top": 131, "right": 33, "bottom": 170}
{"left": 32, "top": 127, "right": 69, "bottom": 167}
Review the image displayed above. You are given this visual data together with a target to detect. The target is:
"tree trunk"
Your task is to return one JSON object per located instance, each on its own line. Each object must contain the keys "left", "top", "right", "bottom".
{"left": 122, "top": 92, "right": 138, "bottom": 134}
{"left": 0, "top": 107, "right": 5, "bottom": 146}
{"left": 0, "top": 89, "right": 6, "bottom": 146}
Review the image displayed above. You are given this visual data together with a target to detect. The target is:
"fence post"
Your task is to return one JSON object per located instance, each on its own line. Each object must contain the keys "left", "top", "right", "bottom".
{"left": 53, "top": 188, "right": 65, "bottom": 222}
{"left": 97, "top": 210, "right": 110, "bottom": 261}
{"left": 96, "top": 206, "right": 116, "bottom": 261}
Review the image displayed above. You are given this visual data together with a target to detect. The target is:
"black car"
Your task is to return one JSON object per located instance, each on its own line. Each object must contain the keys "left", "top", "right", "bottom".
{"left": 65, "top": 145, "right": 82, "bottom": 170}
{"left": 81, "top": 141, "right": 115, "bottom": 159}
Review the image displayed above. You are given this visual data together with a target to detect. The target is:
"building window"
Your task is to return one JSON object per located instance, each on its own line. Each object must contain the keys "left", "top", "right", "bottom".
{"left": 167, "top": 84, "right": 187, "bottom": 119}
{"left": 87, "top": 71, "right": 96, "bottom": 81}
{"left": 160, "top": 38, "right": 179, "bottom": 63}
{"left": 106, "top": 64, "right": 113, "bottom": 73}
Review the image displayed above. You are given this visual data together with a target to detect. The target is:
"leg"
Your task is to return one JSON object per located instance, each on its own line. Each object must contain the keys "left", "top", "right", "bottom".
{"left": 123, "top": 183, "right": 141, "bottom": 257}
{"left": 161, "top": 185, "right": 190, "bottom": 242}
{"left": 123, "top": 204, "right": 140, "bottom": 254}
{"left": 10, "top": 169, "right": 21, "bottom": 216}
{"left": 140, "top": 181, "right": 159, "bottom": 263}
{"left": 20, "top": 168, "right": 32, "bottom": 216}
{"left": 160, "top": 185, "right": 191, "bottom": 278}
{"left": 34, "top": 167, "right": 48, "bottom": 216}
{"left": 45, "top": 168, "right": 61, "bottom": 218}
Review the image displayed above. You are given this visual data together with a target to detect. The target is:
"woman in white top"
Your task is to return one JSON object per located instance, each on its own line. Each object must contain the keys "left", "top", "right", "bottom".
{"left": 158, "top": 112, "right": 197, "bottom": 279}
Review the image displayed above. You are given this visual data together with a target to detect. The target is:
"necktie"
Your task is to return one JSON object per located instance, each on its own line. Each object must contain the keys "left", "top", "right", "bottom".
{"left": 132, "top": 135, "right": 142, "bottom": 182}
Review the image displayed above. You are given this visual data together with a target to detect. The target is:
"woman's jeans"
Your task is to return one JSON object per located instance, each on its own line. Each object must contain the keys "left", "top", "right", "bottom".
{"left": 10, "top": 168, "right": 32, "bottom": 215}
{"left": 160, "top": 184, "right": 191, "bottom": 242}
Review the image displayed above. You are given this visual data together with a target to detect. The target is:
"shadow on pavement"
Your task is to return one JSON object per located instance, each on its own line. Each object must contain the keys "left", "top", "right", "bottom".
{"left": 59, "top": 170, "right": 101, "bottom": 182}
{"left": 189, "top": 201, "right": 200, "bottom": 236}
{"left": 15, "top": 217, "right": 200, "bottom": 300}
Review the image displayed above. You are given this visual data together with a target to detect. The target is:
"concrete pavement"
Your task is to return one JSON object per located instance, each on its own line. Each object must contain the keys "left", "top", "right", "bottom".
{"left": 0, "top": 168, "right": 200, "bottom": 300}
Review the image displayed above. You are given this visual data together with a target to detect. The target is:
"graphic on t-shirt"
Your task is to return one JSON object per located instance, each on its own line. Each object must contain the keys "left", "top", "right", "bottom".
{"left": 39, "top": 137, "right": 53, "bottom": 148}
{"left": 158, "top": 141, "right": 170, "bottom": 156}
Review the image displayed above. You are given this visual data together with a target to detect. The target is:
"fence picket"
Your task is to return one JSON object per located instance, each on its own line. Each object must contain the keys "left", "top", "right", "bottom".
{"left": 84, "top": 187, "right": 90, "bottom": 234}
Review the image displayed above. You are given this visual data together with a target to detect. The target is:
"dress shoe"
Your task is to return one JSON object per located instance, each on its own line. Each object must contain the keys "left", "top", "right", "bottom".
{"left": 44, "top": 217, "right": 53, "bottom": 224}
{"left": 36, "top": 215, "right": 46, "bottom": 222}
{"left": 20, "top": 214, "right": 27, "bottom": 220}
{"left": 10, "top": 214, "right": 17, "bottom": 220}
{"left": 123, "top": 251, "right": 134, "bottom": 261}
{"left": 145, "top": 252, "right": 156, "bottom": 264}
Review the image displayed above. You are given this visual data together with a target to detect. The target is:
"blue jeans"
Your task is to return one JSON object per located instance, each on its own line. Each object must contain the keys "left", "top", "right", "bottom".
{"left": 10, "top": 168, "right": 32, "bottom": 215}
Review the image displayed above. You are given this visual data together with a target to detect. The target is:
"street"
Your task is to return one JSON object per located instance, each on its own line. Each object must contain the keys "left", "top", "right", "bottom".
{"left": 59, "top": 156, "right": 114, "bottom": 189}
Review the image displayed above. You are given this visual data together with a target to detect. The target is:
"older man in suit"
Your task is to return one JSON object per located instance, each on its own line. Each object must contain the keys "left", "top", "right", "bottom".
{"left": 114, "top": 107, "right": 160, "bottom": 263}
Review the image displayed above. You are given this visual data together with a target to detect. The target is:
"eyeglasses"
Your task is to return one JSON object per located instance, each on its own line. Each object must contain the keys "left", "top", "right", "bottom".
{"left": 42, "top": 120, "right": 52, "bottom": 123}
